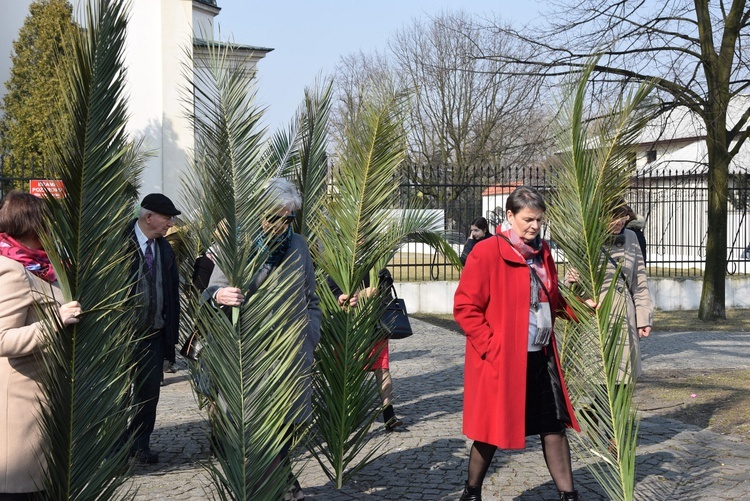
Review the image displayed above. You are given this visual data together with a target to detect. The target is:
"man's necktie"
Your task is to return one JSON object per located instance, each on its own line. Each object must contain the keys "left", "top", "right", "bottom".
{"left": 145, "top": 239, "right": 154, "bottom": 271}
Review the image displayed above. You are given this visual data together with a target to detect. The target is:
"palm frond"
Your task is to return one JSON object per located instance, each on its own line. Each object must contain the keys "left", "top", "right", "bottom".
{"left": 306, "top": 287, "right": 386, "bottom": 487}
{"left": 36, "top": 0, "right": 141, "bottom": 499}
{"left": 547, "top": 60, "right": 653, "bottom": 501}
{"left": 304, "top": 86, "right": 459, "bottom": 487}
{"left": 288, "top": 79, "right": 333, "bottom": 240}
{"left": 183, "top": 37, "right": 306, "bottom": 501}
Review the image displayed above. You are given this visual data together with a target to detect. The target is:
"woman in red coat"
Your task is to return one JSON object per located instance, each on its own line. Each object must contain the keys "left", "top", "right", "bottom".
{"left": 454, "top": 186, "right": 580, "bottom": 501}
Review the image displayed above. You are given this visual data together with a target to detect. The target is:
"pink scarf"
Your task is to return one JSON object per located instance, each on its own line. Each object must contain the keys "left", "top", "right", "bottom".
{"left": 0, "top": 232, "right": 57, "bottom": 283}
{"left": 500, "top": 228, "right": 550, "bottom": 303}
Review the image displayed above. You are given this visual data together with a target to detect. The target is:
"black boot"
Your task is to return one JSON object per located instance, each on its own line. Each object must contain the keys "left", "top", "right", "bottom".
{"left": 459, "top": 482, "right": 481, "bottom": 501}
{"left": 383, "top": 404, "right": 404, "bottom": 431}
{"left": 559, "top": 490, "right": 579, "bottom": 501}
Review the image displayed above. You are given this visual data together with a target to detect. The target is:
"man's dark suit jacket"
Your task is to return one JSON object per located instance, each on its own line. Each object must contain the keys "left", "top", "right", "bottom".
{"left": 125, "top": 218, "right": 180, "bottom": 362}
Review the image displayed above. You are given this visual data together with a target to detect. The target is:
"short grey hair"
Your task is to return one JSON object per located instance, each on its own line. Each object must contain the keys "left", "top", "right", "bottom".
{"left": 138, "top": 207, "right": 152, "bottom": 219}
{"left": 264, "top": 177, "right": 302, "bottom": 212}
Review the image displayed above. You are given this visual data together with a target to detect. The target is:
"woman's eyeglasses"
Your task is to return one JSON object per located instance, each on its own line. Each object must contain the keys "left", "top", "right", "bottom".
{"left": 265, "top": 213, "right": 296, "bottom": 223}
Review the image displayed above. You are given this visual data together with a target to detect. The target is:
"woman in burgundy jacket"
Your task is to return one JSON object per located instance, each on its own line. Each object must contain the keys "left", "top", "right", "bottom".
{"left": 454, "top": 186, "right": 580, "bottom": 501}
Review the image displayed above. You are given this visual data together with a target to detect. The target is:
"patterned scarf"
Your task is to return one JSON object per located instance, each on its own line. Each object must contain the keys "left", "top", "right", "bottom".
{"left": 0, "top": 232, "right": 57, "bottom": 283}
{"left": 500, "top": 228, "right": 550, "bottom": 304}
{"left": 244, "top": 224, "right": 293, "bottom": 297}
{"left": 253, "top": 224, "right": 293, "bottom": 268}
{"left": 501, "top": 228, "right": 553, "bottom": 347}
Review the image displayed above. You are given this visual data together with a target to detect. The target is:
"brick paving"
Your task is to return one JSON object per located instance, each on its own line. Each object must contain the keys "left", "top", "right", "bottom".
{"left": 123, "top": 319, "right": 750, "bottom": 500}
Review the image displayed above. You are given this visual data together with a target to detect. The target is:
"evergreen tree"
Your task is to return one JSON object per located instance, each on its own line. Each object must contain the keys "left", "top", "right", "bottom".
{"left": 0, "top": 0, "right": 77, "bottom": 179}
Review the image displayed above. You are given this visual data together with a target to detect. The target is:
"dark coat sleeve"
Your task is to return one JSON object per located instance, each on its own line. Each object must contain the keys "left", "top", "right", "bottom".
{"left": 159, "top": 237, "right": 180, "bottom": 347}
{"left": 327, "top": 276, "right": 343, "bottom": 297}
{"left": 191, "top": 254, "right": 215, "bottom": 292}
{"left": 460, "top": 238, "right": 476, "bottom": 265}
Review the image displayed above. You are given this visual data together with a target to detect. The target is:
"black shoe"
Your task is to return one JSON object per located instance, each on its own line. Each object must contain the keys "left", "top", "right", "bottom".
{"left": 559, "top": 490, "right": 579, "bottom": 501}
{"left": 282, "top": 478, "right": 305, "bottom": 501}
{"left": 385, "top": 417, "right": 404, "bottom": 432}
{"left": 459, "top": 482, "right": 481, "bottom": 501}
{"left": 131, "top": 448, "right": 159, "bottom": 464}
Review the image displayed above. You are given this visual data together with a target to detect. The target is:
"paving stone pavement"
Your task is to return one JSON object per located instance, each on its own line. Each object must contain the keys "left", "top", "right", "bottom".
{"left": 125, "top": 319, "right": 750, "bottom": 500}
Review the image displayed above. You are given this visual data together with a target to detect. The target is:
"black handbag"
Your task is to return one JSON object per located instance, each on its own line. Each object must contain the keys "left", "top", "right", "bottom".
{"left": 179, "top": 331, "right": 203, "bottom": 362}
{"left": 377, "top": 272, "right": 413, "bottom": 340}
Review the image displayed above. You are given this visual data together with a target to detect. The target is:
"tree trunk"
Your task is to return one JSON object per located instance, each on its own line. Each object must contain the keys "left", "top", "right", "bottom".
{"left": 699, "top": 134, "right": 729, "bottom": 320}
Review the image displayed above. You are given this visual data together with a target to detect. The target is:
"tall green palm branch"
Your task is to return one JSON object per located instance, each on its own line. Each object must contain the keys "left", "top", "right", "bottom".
{"left": 546, "top": 62, "right": 653, "bottom": 501}
{"left": 183, "top": 38, "right": 307, "bottom": 501}
{"left": 267, "top": 80, "right": 333, "bottom": 240}
{"left": 302, "top": 89, "right": 461, "bottom": 488}
{"left": 35, "top": 0, "right": 143, "bottom": 499}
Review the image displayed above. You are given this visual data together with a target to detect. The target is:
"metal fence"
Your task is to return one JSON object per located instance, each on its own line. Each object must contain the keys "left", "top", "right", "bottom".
{"left": 0, "top": 154, "right": 45, "bottom": 196}
{"left": 391, "top": 164, "right": 750, "bottom": 281}
{"left": 3, "top": 154, "right": 748, "bottom": 279}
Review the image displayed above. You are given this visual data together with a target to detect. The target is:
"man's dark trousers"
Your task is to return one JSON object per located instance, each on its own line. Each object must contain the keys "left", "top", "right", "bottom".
{"left": 129, "top": 333, "right": 163, "bottom": 451}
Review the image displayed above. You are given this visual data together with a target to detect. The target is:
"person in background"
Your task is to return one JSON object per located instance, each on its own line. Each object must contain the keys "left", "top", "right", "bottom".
{"left": 0, "top": 191, "right": 82, "bottom": 499}
{"left": 568, "top": 202, "right": 653, "bottom": 381}
{"left": 206, "top": 178, "right": 322, "bottom": 501}
{"left": 124, "top": 193, "right": 181, "bottom": 464}
{"left": 328, "top": 269, "right": 405, "bottom": 432}
{"left": 626, "top": 210, "right": 647, "bottom": 264}
{"left": 454, "top": 186, "right": 580, "bottom": 501}
{"left": 460, "top": 217, "right": 493, "bottom": 265}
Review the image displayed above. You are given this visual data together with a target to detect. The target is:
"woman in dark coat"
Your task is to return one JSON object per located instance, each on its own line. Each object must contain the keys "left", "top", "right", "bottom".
{"left": 328, "top": 269, "right": 404, "bottom": 432}
{"left": 460, "top": 217, "right": 493, "bottom": 265}
{"left": 454, "top": 186, "right": 580, "bottom": 501}
{"left": 206, "top": 178, "right": 321, "bottom": 501}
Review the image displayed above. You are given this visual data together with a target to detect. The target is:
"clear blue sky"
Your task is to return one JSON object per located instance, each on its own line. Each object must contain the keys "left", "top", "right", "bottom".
{"left": 213, "top": 0, "right": 542, "bottom": 133}
{"left": 1, "top": 1, "right": 542, "bottom": 127}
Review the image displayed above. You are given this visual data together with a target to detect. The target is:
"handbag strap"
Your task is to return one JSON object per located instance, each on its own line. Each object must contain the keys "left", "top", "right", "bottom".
{"left": 603, "top": 248, "right": 635, "bottom": 303}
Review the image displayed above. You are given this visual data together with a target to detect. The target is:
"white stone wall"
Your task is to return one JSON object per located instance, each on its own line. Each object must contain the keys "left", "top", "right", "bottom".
{"left": 124, "top": 0, "right": 195, "bottom": 206}
{"left": 395, "top": 276, "right": 750, "bottom": 315}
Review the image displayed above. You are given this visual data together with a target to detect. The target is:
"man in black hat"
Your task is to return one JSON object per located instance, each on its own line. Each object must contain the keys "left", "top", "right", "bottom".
{"left": 124, "top": 193, "right": 181, "bottom": 464}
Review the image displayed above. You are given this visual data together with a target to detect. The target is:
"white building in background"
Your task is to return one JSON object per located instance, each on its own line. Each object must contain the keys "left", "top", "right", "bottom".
{"left": 628, "top": 95, "right": 750, "bottom": 270}
{"left": 1, "top": 0, "right": 271, "bottom": 205}
{"left": 123, "top": 0, "right": 271, "bottom": 205}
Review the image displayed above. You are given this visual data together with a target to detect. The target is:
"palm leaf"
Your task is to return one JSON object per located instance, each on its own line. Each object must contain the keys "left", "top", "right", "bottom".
{"left": 305, "top": 286, "right": 386, "bottom": 487}
{"left": 547, "top": 60, "right": 653, "bottom": 501}
{"left": 286, "top": 80, "right": 333, "bottom": 240}
{"left": 183, "top": 37, "right": 306, "bottom": 501}
{"left": 35, "top": 0, "right": 142, "bottom": 499}
{"left": 303, "top": 87, "right": 460, "bottom": 487}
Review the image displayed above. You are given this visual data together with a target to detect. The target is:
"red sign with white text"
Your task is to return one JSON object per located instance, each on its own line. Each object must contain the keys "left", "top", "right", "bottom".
{"left": 30, "top": 179, "right": 66, "bottom": 198}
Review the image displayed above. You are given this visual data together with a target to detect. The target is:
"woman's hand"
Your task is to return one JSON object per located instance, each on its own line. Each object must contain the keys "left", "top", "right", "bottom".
{"left": 565, "top": 267, "right": 580, "bottom": 285}
{"left": 584, "top": 298, "right": 598, "bottom": 309}
{"left": 59, "top": 301, "right": 82, "bottom": 326}
{"left": 638, "top": 325, "right": 652, "bottom": 338}
{"left": 338, "top": 292, "right": 358, "bottom": 307}
{"left": 214, "top": 287, "right": 244, "bottom": 306}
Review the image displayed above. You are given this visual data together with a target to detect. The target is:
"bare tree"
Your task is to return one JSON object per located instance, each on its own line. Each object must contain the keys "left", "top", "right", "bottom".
{"left": 487, "top": 0, "right": 750, "bottom": 320}
{"left": 391, "top": 12, "right": 549, "bottom": 183}
{"left": 330, "top": 50, "right": 398, "bottom": 151}
{"left": 332, "top": 11, "right": 551, "bottom": 205}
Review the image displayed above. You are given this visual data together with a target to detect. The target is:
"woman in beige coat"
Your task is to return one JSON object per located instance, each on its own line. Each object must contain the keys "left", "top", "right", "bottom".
{"left": 602, "top": 204, "right": 653, "bottom": 380}
{"left": 567, "top": 203, "right": 653, "bottom": 379}
{"left": 0, "top": 191, "right": 81, "bottom": 499}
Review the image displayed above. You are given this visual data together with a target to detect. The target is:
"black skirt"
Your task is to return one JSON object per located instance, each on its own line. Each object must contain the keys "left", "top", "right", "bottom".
{"left": 525, "top": 350, "right": 565, "bottom": 436}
